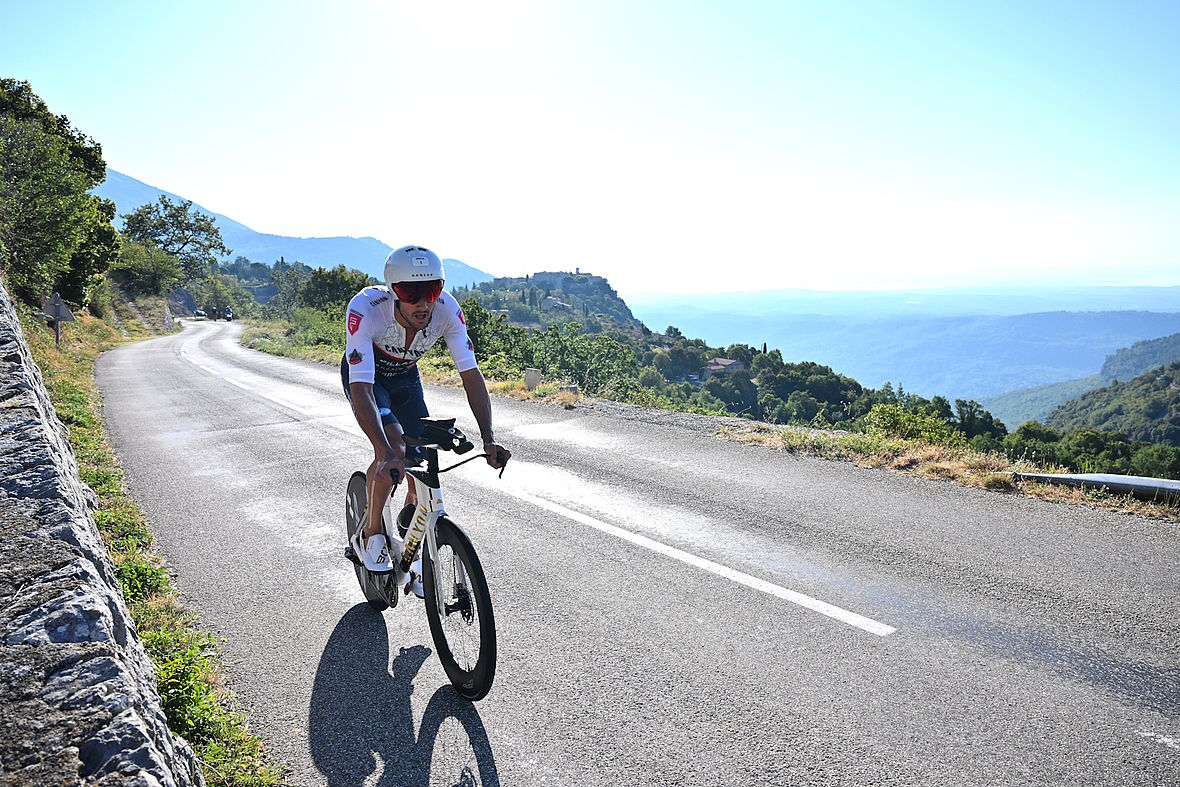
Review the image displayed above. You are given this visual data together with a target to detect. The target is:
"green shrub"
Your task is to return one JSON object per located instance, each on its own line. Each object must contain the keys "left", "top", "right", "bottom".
{"left": 863, "top": 403, "right": 967, "bottom": 448}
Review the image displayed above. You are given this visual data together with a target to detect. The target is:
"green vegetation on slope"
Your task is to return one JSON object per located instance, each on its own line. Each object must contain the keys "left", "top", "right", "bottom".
{"left": 452, "top": 270, "right": 644, "bottom": 332}
{"left": 1100, "top": 332, "right": 1180, "bottom": 383}
{"left": 980, "top": 331, "right": 1180, "bottom": 431}
{"left": 1048, "top": 361, "right": 1180, "bottom": 448}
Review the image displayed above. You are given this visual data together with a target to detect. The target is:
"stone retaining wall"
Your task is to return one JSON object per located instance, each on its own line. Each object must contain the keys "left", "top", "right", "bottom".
{"left": 0, "top": 278, "right": 203, "bottom": 787}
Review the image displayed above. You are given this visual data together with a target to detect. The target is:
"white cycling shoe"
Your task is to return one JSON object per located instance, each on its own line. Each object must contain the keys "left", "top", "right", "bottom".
{"left": 405, "top": 557, "right": 425, "bottom": 599}
{"left": 350, "top": 528, "right": 395, "bottom": 574}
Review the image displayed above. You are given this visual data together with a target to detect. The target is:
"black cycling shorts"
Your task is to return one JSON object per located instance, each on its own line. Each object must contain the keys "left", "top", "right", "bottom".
{"left": 340, "top": 354, "right": 429, "bottom": 461}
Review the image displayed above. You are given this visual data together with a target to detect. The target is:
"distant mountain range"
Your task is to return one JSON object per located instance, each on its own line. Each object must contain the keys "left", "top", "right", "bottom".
{"left": 92, "top": 169, "right": 495, "bottom": 287}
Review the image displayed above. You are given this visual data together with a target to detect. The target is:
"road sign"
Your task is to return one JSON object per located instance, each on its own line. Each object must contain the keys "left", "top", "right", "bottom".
{"left": 41, "top": 292, "right": 75, "bottom": 345}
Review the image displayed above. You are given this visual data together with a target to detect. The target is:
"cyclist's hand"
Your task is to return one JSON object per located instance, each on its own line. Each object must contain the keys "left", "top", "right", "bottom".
{"left": 378, "top": 452, "right": 406, "bottom": 485}
{"left": 483, "top": 441, "right": 510, "bottom": 469}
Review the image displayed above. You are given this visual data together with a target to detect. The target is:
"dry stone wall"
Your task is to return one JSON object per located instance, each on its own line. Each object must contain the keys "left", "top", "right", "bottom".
{"left": 0, "top": 278, "right": 203, "bottom": 787}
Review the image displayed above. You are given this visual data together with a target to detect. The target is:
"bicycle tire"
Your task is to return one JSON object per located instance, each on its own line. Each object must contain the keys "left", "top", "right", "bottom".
{"left": 345, "top": 471, "right": 390, "bottom": 611}
{"left": 422, "top": 517, "right": 496, "bottom": 700}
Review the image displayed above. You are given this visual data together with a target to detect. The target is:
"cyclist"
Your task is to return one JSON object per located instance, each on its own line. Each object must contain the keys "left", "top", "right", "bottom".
{"left": 342, "top": 245, "right": 510, "bottom": 573}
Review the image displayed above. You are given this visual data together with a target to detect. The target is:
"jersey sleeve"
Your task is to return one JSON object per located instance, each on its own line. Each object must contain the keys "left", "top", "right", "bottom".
{"left": 343, "top": 292, "right": 377, "bottom": 385}
{"left": 443, "top": 297, "right": 478, "bottom": 373}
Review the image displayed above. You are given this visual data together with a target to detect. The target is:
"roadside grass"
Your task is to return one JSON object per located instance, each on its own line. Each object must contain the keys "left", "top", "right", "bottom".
{"left": 241, "top": 315, "right": 1178, "bottom": 522}
{"left": 16, "top": 299, "right": 284, "bottom": 787}
{"left": 717, "top": 421, "right": 1180, "bottom": 522}
{"left": 239, "top": 319, "right": 341, "bottom": 366}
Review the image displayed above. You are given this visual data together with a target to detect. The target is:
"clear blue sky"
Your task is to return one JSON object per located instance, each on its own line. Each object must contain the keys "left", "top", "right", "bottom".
{"left": 3, "top": 1, "right": 1178, "bottom": 295}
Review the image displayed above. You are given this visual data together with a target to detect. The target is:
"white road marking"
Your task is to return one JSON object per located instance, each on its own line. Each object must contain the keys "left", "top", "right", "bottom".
{"left": 1138, "top": 731, "right": 1180, "bottom": 751}
{"left": 504, "top": 484, "right": 896, "bottom": 637}
{"left": 175, "top": 327, "right": 897, "bottom": 637}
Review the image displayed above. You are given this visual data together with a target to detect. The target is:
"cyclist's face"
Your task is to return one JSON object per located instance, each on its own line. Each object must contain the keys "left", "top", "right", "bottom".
{"left": 396, "top": 295, "right": 436, "bottom": 330}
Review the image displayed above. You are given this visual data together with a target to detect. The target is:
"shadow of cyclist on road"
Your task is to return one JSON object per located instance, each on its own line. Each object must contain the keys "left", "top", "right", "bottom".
{"left": 309, "top": 604, "right": 500, "bottom": 786}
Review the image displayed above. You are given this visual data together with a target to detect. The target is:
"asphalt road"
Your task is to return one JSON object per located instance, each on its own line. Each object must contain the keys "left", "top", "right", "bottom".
{"left": 95, "top": 319, "right": 1180, "bottom": 786}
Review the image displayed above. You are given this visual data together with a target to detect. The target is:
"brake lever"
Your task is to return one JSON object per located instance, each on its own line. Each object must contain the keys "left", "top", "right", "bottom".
{"left": 495, "top": 449, "right": 509, "bottom": 479}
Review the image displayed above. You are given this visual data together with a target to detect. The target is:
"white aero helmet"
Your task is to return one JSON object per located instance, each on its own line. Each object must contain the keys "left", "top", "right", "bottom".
{"left": 384, "top": 245, "right": 445, "bottom": 288}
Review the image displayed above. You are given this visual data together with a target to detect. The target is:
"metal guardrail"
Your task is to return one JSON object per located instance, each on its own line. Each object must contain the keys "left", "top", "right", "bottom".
{"left": 1014, "top": 472, "right": 1180, "bottom": 503}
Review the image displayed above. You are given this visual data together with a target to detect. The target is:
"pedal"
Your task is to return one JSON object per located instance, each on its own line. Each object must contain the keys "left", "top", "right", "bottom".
{"left": 404, "top": 570, "right": 425, "bottom": 599}
{"left": 343, "top": 546, "right": 361, "bottom": 566}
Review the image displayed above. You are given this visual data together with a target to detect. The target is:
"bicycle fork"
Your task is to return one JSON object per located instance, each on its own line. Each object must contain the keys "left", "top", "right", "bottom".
{"left": 400, "top": 472, "right": 473, "bottom": 616}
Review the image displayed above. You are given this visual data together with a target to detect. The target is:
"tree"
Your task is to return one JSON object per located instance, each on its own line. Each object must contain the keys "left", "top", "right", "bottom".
{"left": 954, "top": 398, "right": 1007, "bottom": 439}
{"left": 638, "top": 365, "right": 664, "bottom": 391}
{"left": 267, "top": 260, "right": 312, "bottom": 317}
{"left": 300, "top": 265, "right": 370, "bottom": 311}
{"left": 111, "top": 242, "right": 184, "bottom": 296}
{"left": 0, "top": 116, "right": 92, "bottom": 303}
{"left": 58, "top": 196, "right": 122, "bottom": 306}
{"left": 122, "top": 196, "right": 230, "bottom": 280}
{"left": 0, "top": 79, "right": 104, "bottom": 184}
{"left": 725, "top": 343, "right": 757, "bottom": 365}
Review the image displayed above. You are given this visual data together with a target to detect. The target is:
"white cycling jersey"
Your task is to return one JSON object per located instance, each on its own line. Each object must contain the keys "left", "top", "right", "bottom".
{"left": 344, "top": 286, "right": 477, "bottom": 383}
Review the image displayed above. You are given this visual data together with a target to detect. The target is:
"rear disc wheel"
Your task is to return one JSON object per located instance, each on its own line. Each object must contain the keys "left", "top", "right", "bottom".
{"left": 345, "top": 471, "right": 392, "bottom": 611}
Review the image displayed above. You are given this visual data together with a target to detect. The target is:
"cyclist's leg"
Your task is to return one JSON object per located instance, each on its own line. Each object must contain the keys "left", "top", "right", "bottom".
{"left": 386, "top": 369, "right": 429, "bottom": 509}
{"left": 363, "top": 383, "right": 408, "bottom": 538}
{"left": 341, "top": 356, "right": 404, "bottom": 539}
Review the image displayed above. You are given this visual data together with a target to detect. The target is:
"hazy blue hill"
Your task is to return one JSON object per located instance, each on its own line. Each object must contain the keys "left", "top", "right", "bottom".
{"left": 628, "top": 302, "right": 1180, "bottom": 402}
{"left": 1100, "top": 332, "right": 1180, "bottom": 382}
{"left": 967, "top": 331, "right": 1180, "bottom": 427}
{"left": 93, "top": 169, "right": 495, "bottom": 287}
{"left": 1047, "top": 361, "right": 1180, "bottom": 447}
{"left": 980, "top": 375, "right": 1103, "bottom": 429}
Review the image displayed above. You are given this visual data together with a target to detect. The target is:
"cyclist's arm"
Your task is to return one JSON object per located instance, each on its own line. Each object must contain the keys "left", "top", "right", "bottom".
{"left": 459, "top": 367, "right": 510, "bottom": 468}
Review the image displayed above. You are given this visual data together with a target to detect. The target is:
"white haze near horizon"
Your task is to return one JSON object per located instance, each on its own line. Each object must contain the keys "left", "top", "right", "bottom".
{"left": 3, "top": 2, "right": 1179, "bottom": 296}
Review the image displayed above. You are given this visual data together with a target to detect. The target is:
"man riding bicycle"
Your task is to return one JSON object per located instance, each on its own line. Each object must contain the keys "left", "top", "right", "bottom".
{"left": 342, "top": 245, "right": 510, "bottom": 573}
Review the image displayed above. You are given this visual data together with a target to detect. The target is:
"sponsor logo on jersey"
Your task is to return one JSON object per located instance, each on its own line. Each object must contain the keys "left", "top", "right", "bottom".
{"left": 347, "top": 310, "right": 363, "bottom": 335}
{"left": 348, "top": 349, "right": 364, "bottom": 365}
{"left": 467, "top": 339, "right": 474, "bottom": 351}
{"left": 369, "top": 295, "right": 389, "bottom": 307}
{"left": 457, "top": 306, "right": 467, "bottom": 325}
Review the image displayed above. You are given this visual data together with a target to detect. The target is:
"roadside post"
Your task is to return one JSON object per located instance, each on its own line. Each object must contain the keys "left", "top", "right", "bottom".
{"left": 41, "top": 292, "right": 76, "bottom": 346}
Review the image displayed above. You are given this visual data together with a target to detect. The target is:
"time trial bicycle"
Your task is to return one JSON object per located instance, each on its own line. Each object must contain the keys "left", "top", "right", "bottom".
{"left": 344, "top": 417, "right": 502, "bottom": 701}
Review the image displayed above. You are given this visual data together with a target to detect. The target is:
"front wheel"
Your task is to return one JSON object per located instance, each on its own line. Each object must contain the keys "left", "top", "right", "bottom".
{"left": 423, "top": 517, "right": 496, "bottom": 701}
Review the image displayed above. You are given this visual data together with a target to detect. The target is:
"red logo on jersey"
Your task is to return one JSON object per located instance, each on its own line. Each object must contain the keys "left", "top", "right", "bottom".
{"left": 347, "top": 310, "right": 363, "bottom": 335}
{"left": 348, "top": 349, "right": 364, "bottom": 365}
{"left": 456, "top": 306, "right": 466, "bottom": 325}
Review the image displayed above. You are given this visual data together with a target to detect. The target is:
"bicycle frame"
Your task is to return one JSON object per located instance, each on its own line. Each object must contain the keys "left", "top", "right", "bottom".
{"left": 397, "top": 446, "right": 452, "bottom": 613}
